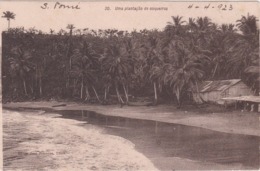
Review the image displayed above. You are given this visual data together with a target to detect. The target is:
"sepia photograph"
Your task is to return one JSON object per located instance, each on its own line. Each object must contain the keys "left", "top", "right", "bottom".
{"left": 0, "top": 1, "right": 259, "bottom": 170}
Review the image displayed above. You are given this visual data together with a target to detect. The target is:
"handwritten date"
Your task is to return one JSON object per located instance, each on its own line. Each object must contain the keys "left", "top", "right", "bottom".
{"left": 188, "top": 3, "right": 233, "bottom": 11}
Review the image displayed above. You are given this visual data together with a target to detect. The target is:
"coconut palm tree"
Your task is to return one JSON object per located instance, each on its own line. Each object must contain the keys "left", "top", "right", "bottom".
{"left": 196, "top": 17, "right": 213, "bottom": 31}
{"left": 75, "top": 29, "right": 82, "bottom": 35}
{"left": 227, "top": 34, "right": 258, "bottom": 78}
{"left": 165, "top": 16, "right": 186, "bottom": 36}
{"left": 2, "top": 11, "right": 15, "bottom": 30}
{"left": 208, "top": 23, "right": 239, "bottom": 79}
{"left": 220, "top": 24, "right": 237, "bottom": 34}
{"left": 194, "top": 16, "right": 215, "bottom": 48}
{"left": 70, "top": 41, "right": 101, "bottom": 102}
{"left": 58, "top": 29, "right": 66, "bottom": 35}
{"left": 27, "top": 27, "right": 39, "bottom": 34}
{"left": 66, "top": 24, "right": 75, "bottom": 36}
{"left": 101, "top": 43, "right": 133, "bottom": 105}
{"left": 65, "top": 24, "right": 76, "bottom": 70}
{"left": 50, "top": 29, "right": 55, "bottom": 35}
{"left": 164, "top": 38, "right": 209, "bottom": 107}
{"left": 236, "top": 14, "right": 258, "bottom": 35}
{"left": 187, "top": 17, "right": 197, "bottom": 33}
{"left": 138, "top": 30, "right": 165, "bottom": 105}
{"left": 149, "top": 63, "right": 170, "bottom": 105}
{"left": 9, "top": 46, "right": 35, "bottom": 96}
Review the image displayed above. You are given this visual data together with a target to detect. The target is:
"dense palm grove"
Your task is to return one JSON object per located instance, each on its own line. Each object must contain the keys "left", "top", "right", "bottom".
{"left": 2, "top": 14, "right": 259, "bottom": 106}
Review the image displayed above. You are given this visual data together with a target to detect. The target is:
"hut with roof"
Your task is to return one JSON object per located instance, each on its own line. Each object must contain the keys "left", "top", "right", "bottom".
{"left": 192, "top": 79, "right": 254, "bottom": 105}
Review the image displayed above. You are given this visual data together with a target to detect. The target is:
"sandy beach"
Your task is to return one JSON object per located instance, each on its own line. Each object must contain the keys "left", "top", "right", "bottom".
{"left": 3, "top": 109, "right": 158, "bottom": 171}
{"left": 4, "top": 101, "right": 260, "bottom": 136}
{"left": 3, "top": 101, "right": 260, "bottom": 170}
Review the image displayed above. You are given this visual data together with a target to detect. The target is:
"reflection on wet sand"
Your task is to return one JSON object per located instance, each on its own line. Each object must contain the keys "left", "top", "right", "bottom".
{"left": 58, "top": 110, "right": 260, "bottom": 170}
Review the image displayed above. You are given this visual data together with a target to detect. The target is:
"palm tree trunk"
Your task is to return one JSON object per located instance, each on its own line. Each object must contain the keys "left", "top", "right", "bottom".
{"left": 115, "top": 84, "right": 124, "bottom": 104}
{"left": 85, "top": 86, "right": 90, "bottom": 101}
{"left": 35, "top": 66, "right": 38, "bottom": 88}
{"left": 8, "top": 19, "right": 10, "bottom": 30}
{"left": 38, "top": 69, "right": 43, "bottom": 97}
{"left": 126, "top": 85, "right": 129, "bottom": 95}
{"left": 30, "top": 86, "right": 33, "bottom": 94}
{"left": 65, "top": 40, "right": 71, "bottom": 69}
{"left": 23, "top": 79, "right": 27, "bottom": 95}
{"left": 73, "top": 79, "right": 77, "bottom": 95}
{"left": 212, "top": 63, "right": 218, "bottom": 78}
{"left": 80, "top": 76, "right": 84, "bottom": 99}
{"left": 69, "top": 57, "right": 72, "bottom": 70}
{"left": 36, "top": 73, "right": 38, "bottom": 94}
{"left": 31, "top": 75, "right": 34, "bottom": 94}
{"left": 123, "top": 83, "right": 129, "bottom": 105}
{"left": 104, "top": 86, "right": 110, "bottom": 101}
{"left": 39, "top": 76, "right": 42, "bottom": 97}
{"left": 153, "top": 82, "right": 158, "bottom": 105}
{"left": 66, "top": 75, "right": 70, "bottom": 90}
{"left": 44, "top": 56, "right": 46, "bottom": 68}
{"left": 176, "top": 87, "right": 181, "bottom": 107}
{"left": 104, "top": 87, "right": 107, "bottom": 100}
{"left": 65, "top": 77, "right": 68, "bottom": 89}
{"left": 30, "top": 83, "right": 33, "bottom": 94}
{"left": 92, "top": 86, "right": 102, "bottom": 103}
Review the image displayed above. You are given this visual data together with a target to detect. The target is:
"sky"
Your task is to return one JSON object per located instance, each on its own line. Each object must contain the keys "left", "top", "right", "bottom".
{"left": 0, "top": 1, "right": 259, "bottom": 33}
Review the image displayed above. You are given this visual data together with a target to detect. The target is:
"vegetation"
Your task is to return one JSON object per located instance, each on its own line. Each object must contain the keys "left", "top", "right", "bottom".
{"left": 2, "top": 13, "right": 259, "bottom": 107}
{"left": 2, "top": 11, "right": 16, "bottom": 30}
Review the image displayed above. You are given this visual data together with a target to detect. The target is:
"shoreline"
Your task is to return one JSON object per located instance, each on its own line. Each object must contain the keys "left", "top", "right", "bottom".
{"left": 3, "top": 109, "right": 159, "bottom": 170}
{"left": 3, "top": 102, "right": 259, "bottom": 170}
{"left": 3, "top": 101, "right": 260, "bottom": 137}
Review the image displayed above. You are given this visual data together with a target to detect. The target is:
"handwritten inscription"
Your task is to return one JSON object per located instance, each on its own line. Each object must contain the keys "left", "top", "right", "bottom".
{"left": 39, "top": 3, "right": 234, "bottom": 11}
{"left": 188, "top": 3, "right": 233, "bottom": 11}
{"left": 41, "top": 2, "right": 80, "bottom": 10}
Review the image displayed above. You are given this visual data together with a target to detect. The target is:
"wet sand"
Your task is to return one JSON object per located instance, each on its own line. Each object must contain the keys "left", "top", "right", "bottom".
{"left": 72, "top": 111, "right": 258, "bottom": 170}
{"left": 4, "top": 101, "right": 260, "bottom": 136}
{"left": 3, "top": 101, "right": 260, "bottom": 170}
{"left": 3, "top": 110, "right": 158, "bottom": 170}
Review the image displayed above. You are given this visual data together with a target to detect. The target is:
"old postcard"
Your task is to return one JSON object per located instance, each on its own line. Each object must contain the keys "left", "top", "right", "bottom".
{"left": 0, "top": 1, "right": 259, "bottom": 170}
